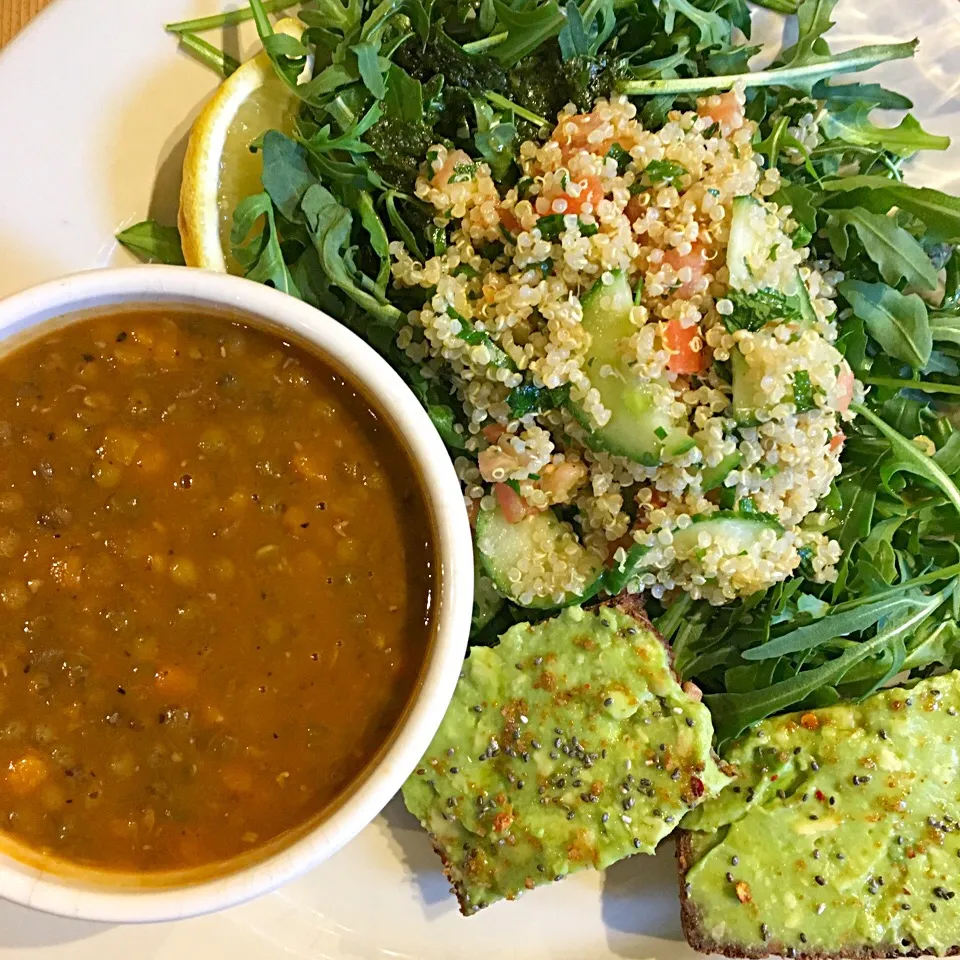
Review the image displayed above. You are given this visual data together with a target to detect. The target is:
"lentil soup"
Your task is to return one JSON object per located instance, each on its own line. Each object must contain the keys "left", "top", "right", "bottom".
{"left": 0, "top": 307, "right": 435, "bottom": 873}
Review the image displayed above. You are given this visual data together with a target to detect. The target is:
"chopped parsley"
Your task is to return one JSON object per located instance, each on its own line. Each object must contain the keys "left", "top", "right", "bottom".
{"left": 723, "top": 289, "right": 803, "bottom": 333}
{"left": 643, "top": 159, "right": 689, "bottom": 186}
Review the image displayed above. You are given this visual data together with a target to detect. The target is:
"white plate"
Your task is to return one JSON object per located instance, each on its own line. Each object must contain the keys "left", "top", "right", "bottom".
{"left": 1, "top": 1, "right": 959, "bottom": 957}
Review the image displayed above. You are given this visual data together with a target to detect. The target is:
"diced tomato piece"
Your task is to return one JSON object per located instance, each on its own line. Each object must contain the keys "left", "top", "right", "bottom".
{"left": 697, "top": 90, "right": 744, "bottom": 130}
{"left": 495, "top": 482, "right": 531, "bottom": 524}
{"left": 662, "top": 244, "right": 709, "bottom": 299}
{"left": 482, "top": 423, "right": 506, "bottom": 444}
{"left": 625, "top": 192, "right": 647, "bottom": 224}
{"left": 537, "top": 176, "right": 604, "bottom": 219}
{"left": 829, "top": 432, "right": 846, "bottom": 453}
{"left": 663, "top": 318, "right": 709, "bottom": 375}
{"left": 430, "top": 148, "right": 474, "bottom": 188}
{"left": 498, "top": 206, "right": 520, "bottom": 236}
{"left": 837, "top": 365, "right": 855, "bottom": 414}
{"left": 562, "top": 176, "right": 604, "bottom": 215}
{"left": 551, "top": 113, "right": 615, "bottom": 159}
{"left": 605, "top": 531, "right": 636, "bottom": 561}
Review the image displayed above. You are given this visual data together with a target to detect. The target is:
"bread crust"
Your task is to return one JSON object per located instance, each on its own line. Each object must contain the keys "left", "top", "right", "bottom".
{"left": 675, "top": 830, "right": 960, "bottom": 959}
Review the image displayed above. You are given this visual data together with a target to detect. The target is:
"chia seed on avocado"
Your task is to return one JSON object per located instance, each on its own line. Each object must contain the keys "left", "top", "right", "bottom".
{"left": 401, "top": 598, "right": 729, "bottom": 915}
{"left": 679, "top": 674, "right": 960, "bottom": 957}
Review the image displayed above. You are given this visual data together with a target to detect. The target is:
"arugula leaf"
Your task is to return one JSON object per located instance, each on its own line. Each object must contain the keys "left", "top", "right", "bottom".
{"left": 301, "top": 102, "right": 383, "bottom": 155}
{"left": 298, "top": 0, "right": 362, "bottom": 33}
{"left": 835, "top": 474, "right": 876, "bottom": 551}
{"left": 116, "top": 220, "right": 185, "bottom": 265}
{"left": 492, "top": 0, "right": 566, "bottom": 67}
{"left": 248, "top": 0, "right": 309, "bottom": 90}
{"left": 741, "top": 592, "right": 926, "bottom": 661}
{"left": 931, "top": 313, "right": 960, "bottom": 347}
{"left": 822, "top": 177, "right": 960, "bottom": 243}
{"left": 352, "top": 41, "right": 387, "bottom": 99}
{"left": 934, "top": 432, "right": 960, "bottom": 477}
{"left": 826, "top": 209, "right": 938, "bottom": 291}
{"left": 654, "top": 0, "right": 730, "bottom": 51}
{"left": 707, "top": 586, "right": 954, "bottom": 744}
{"left": 852, "top": 402, "right": 960, "bottom": 516}
{"left": 821, "top": 106, "right": 949, "bottom": 157}
{"left": 558, "top": 0, "right": 615, "bottom": 61}
{"left": 777, "top": 0, "right": 836, "bottom": 70}
{"left": 231, "top": 193, "right": 300, "bottom": 295}
{"left": 260, "top": 131, "right": 316, "bottom": 221}
{"left": 301, "top": 184, "right": 403, "bottom": 326}
{"left": 839, "top": 280, "right": 932, "bottom": 370}
{"left": 810, "top": 78, "right": 913, "bottom": 110}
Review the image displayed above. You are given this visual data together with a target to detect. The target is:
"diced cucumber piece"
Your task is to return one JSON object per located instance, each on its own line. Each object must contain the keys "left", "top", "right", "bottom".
{"left": 475, "top": 505, "right": 604, "bottom": 610}
{"left": 570, "top": 271, "right": 694, "bottom": 465}
{"left": 730, "top": 348, "right": 766, "bottom": 426}
{"left": 727, "top": 196, "right": 765, "bottom": 292}
{"left": 671, "top": 511, "right": 783, "bottom": 558}
{"left": 700, "top": 452, "right": 742, "bottom": 493}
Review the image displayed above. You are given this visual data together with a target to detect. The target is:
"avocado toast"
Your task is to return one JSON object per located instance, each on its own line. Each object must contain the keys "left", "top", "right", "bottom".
{"left": 677, "top": 673, "right": 960, "bottom": 958}
{"left": 401, "top": 596, "right": 730, "bottom": 914}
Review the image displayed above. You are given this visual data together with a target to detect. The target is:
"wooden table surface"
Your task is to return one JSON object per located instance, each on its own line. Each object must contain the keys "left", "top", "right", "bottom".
{"left": 1, "top": 0, "right": 51, "bottom": 48}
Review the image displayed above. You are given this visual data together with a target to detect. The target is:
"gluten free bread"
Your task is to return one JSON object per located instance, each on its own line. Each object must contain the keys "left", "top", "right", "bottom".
{"left": 402, "top": 597, "right": 729, "bottom": 914}
{"left": 677, "top": 674, "right": 960, "bottom": 958}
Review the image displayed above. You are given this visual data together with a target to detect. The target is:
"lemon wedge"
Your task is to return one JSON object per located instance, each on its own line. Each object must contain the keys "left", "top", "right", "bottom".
{"left": 179, "top": 18, "right": 307, "bottom": 273}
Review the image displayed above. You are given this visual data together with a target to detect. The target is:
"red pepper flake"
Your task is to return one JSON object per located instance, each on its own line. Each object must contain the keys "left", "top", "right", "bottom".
{"left": 690, "top": 776, "right": 705, "bottom": 798}
{"left": 770, "top": 774, "right": 779, "bottom": 781}
{"left": 493, "top": 811, "right": 514, "bottom": 833}
{"left": 800, "top": 713, "right": 820, "bottom": 730}
{"left": 816, "top": 789, "right": 826, "bottom": 803}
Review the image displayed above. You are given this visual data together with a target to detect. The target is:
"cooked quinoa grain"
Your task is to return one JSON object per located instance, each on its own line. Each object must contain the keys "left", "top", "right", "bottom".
{"left": 391, "top": 92, "right": 860, "bottom": 606}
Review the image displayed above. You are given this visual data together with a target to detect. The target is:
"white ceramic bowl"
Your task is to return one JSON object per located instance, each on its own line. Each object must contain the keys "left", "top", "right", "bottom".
{"left": 0, "top": 266, "right": 473, "bottom": 923}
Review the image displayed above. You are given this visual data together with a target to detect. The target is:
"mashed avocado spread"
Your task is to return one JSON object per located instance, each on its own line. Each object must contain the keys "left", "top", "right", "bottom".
{"left": 681, "top": 673, "right": 960, "bottom": 956}
{"left": 402, "top": 601, "right": 728, "bottom": 914}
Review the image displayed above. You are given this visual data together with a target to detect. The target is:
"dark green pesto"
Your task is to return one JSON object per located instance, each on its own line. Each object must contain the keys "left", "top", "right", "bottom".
{"left": 681, "top": 673, "right": 960, "bottom": 957}
{"left": 402, "top": 603, "right": 728, "bottom": 914}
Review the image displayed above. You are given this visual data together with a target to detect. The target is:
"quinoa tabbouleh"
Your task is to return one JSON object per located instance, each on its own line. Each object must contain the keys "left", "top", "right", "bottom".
{"left": 391, "top": 90, "right": 858, "bottom": 608}
{"left": 0, "top": 309, "right": 434, "bottom": 871}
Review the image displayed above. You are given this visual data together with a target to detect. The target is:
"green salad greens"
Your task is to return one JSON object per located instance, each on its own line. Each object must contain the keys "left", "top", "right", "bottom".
{"left": 121, "top": 0, "right": 960, "bottom": 746}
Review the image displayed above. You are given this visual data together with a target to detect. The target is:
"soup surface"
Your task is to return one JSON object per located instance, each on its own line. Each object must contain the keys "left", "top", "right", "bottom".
{"left": 0, "top": 309, "right": 434, "bottom": 872}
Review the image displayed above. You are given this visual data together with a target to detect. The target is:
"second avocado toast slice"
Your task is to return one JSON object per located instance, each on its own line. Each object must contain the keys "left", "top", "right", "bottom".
{"left": 402, "top": 596, "right": 730, "bottom": 914}
{"left": 678, "top": 673, "right": 960, "bottom": 958}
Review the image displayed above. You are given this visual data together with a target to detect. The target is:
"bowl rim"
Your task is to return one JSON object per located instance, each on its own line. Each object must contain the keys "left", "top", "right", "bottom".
{"left": 0, "top": 265, "right": 473, "bottom": 923}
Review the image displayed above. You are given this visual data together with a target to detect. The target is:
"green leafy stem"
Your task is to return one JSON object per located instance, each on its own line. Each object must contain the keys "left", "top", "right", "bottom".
{"left": 619, "top": 41, "right": 917, "bottom": 96}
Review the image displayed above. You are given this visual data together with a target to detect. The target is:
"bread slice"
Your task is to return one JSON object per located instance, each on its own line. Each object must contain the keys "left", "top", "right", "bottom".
{"left": 676, "top": 673, "right": 960, "bottom": 958}
{"left": 401, "top": 594, "right": 731, "bottom": 914}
